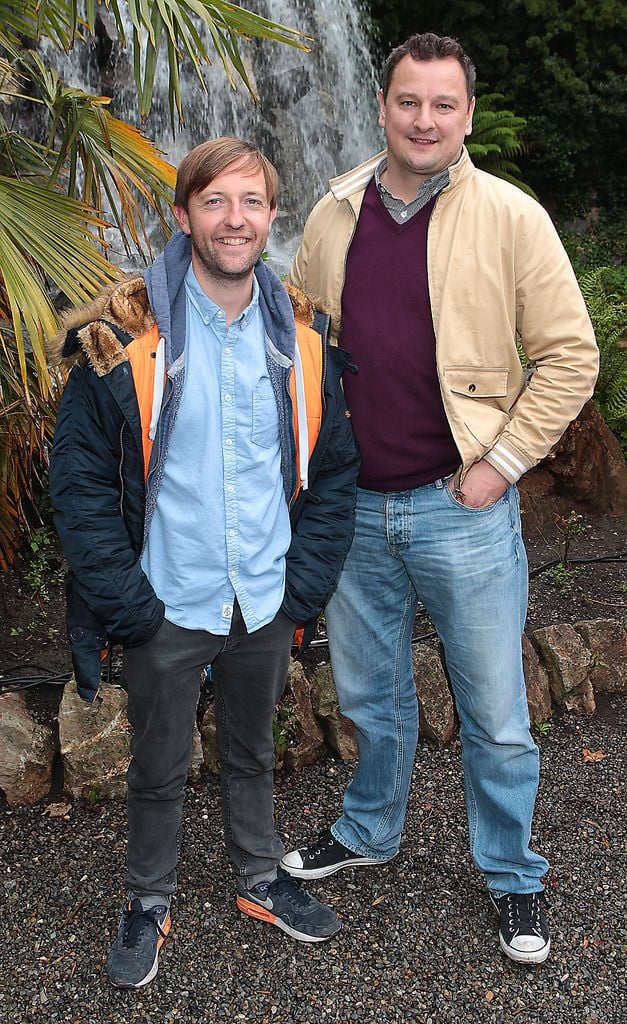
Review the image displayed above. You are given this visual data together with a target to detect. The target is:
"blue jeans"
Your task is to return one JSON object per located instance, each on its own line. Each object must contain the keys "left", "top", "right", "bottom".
{"left": 325, "top": 480, "right": 549, "bottom": 894}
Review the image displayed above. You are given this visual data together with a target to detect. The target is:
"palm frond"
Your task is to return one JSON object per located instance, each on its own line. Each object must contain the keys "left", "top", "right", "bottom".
{"left": 0, "top": 175, "right": 120, "bottom": 395}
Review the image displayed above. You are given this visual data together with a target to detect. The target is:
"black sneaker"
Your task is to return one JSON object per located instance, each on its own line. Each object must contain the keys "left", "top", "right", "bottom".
{"left": 107, "top": 898, "right": 171, "bottom": 988}
{"left": 281, "top": 828, "right": 394, "bottom": 880}
{"left": 489, "top": 891, "right": 551, "bottom": 964}
{"left": 237, "top": 868, "right": 341, "bottom": 942}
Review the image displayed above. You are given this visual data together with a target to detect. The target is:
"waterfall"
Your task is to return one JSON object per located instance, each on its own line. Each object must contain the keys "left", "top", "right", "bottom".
{"left": 45, "top": 0, "right": 383, "bottom": 268}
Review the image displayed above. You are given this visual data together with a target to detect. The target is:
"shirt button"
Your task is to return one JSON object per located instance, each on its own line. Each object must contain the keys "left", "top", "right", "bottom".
{"left": 225, "top": 438, "right": 233, "bottom": 447}
{"left": 224, "top": 393, "right": 232, "bottom": 401}
{"left": 224, "top": 346, "right": 231, "bottom": 355}
{"left": 228, "top": 529, "right": 236, "bottom": 538}
{"left": 468, "top": 383, "right": 477, "bottom": 393}
{"left": 401, "top": 210, "right": 407, "bottom": 219}
{"left": 227, "top": 484, "right": 235, "bottom": 493}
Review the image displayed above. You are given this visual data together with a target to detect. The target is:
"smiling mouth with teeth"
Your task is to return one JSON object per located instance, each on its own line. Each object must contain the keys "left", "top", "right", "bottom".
{"left": 219, "top": 238, "right": 250, "bottom": 245}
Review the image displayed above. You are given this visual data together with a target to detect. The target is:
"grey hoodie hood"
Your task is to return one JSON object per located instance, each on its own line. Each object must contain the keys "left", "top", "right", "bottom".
{"left": 143, "top": 230, "right": 295, "bottom": 370}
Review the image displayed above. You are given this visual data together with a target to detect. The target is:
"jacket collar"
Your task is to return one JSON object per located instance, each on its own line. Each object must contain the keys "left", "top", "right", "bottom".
{"left": 329, "top": 145, "right": 475, "bottom": 201}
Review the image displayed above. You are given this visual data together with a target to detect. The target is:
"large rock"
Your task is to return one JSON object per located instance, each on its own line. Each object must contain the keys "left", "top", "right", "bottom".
{"left": 411, "top": 643, "right": 455, "bottom": 746}
{"left": 59, "top": 680, "right": 132, "bottom": 800}
{"left": 532, "top": 624, "right": 595, "bottom": 713}
{"left": 0, "top": 692, "right": 54, "bottom": 806}
{"left": 309, "top": 662, "right": 357, "bottom": 761}
{"left": 574, "top": 618, "right": 627, "bottom": 694}
{"left": 282, "top": 660, "right": 326, "bottom": 770}
{"left": 59, "top": 678, "right": 204, "bottom": 800}
{"left": 522, "top": 632, "right": 553, "bottom": 723}
{"left": 519, "top": 400, "right": 627, "bottom": 524}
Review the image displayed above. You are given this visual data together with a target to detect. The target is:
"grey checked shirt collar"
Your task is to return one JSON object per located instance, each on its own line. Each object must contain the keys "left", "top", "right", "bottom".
{"left": 375, "top": 157, "right": 450, "bottom": 224}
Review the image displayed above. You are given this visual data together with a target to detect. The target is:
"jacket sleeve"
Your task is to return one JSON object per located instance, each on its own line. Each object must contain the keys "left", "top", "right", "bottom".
{"left": 49, "top": 362, "right": 165, "bottom": 652}
{"left": 282, "top": 345, "right": 359, "bottom": 625}
{"left": 483, "top": 202, "right": 599, "bottom": 484}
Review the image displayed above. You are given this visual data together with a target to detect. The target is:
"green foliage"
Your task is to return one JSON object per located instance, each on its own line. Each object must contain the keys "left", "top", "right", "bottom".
{"left": 467, "top": 93, "right": 536, "bottom": 197}
{"left": 579, "top": 268, "right": 627, "bottom": 451}
{"left": 273, "top": 703, "right": 296, "bottom": 758}
{"left": 548, "top": 562, "right": 574, "bottom": 589}
{"left": 365, "top": 0, "right": 627, "bottom": 215}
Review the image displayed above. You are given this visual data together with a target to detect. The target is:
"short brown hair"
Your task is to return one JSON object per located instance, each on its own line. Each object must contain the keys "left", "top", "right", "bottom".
{"left": 382, "top": 32, "right": 476, "bottom": 104}
{"left": 174, "top": 137, "right": 279, "bottom": 210}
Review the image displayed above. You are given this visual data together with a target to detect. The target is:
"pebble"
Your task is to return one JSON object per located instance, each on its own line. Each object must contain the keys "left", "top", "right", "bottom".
{"left": 0, "top": 696, "right": 624, "bottom": 1023}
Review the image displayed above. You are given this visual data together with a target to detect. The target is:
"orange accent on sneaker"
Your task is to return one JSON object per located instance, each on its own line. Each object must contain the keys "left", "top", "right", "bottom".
{"left": 157, "top": 913, "right": 171, "bottom": 948}
{"left": 236, "top": 896, "right": 277, "bottom": 925}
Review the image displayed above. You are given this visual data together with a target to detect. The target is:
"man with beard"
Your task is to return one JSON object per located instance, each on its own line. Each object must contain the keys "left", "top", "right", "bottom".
{"left": 49, "top": 137, "right": 359, "bottom": 987}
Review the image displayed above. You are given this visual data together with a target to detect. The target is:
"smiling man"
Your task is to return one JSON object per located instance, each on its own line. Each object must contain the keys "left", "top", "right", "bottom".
{"left": 282, "top": 34, "right": 598, "bottom": 964}
{"left": 48, "top": 137, "right": 360, "bottom": 987}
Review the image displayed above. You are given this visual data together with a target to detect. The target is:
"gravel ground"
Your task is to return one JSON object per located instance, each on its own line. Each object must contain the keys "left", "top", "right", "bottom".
{"left": 1, "top": 696, "right": 624, "bottom": 1024}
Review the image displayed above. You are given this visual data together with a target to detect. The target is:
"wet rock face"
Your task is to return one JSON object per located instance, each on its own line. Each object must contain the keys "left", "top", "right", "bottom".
{"left": 0, "top": 692, "right": 54, "bottom": 806}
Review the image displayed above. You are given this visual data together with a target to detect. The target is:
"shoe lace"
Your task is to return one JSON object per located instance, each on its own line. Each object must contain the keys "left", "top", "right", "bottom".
{"left": 506, "top": 893, "right": 544, "bottom": 936}
{"left": 310, "top": 830, "right": 336, "bottom": 857}
{"left": 273, "top": 873, "right": 315, "bottom": 910}
{"left": 121, "top": 901, "right": 167, "bottom": 949}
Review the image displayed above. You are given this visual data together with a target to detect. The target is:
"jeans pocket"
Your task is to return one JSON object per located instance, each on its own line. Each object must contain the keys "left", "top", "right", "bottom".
{"left": 444, "top": 481, "right": 504, "bottom": 513}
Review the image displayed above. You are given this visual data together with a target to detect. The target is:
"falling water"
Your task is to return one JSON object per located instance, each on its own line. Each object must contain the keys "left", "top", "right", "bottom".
{"left": 46, "top": 0, "right": 383, "bottom": 267}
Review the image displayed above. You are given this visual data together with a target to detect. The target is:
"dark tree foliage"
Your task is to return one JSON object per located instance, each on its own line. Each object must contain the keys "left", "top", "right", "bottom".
{"left": 365, "top": 0, "right": 627, "bottom": 214}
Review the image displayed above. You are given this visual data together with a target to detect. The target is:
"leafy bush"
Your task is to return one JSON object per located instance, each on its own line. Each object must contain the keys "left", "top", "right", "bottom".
{"left": 579, "top": 268, "right": 627, "bottom": 454}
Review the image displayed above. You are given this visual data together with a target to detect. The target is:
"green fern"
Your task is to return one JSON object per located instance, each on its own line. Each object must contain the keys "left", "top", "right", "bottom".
{"left": 579, "top": 268, "right": 627, "bottom": 449}
{"left": 467, "top": 93, "right": 537, "bottom": 198}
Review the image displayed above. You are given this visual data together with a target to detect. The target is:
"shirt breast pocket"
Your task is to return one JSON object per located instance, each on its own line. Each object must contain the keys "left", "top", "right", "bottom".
{"left": 251, "top": 378, "right": 279, "bottom": 448}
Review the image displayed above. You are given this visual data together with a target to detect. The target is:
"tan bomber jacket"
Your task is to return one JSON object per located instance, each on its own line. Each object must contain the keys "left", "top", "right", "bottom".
{"left": 288, "top": 146, "right": 599, "bottom": 484}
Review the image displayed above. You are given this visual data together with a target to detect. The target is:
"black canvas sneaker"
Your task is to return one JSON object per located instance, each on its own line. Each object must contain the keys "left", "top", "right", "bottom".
{"left": 489, "top": 891, "right": 551, "bottom": 964}
{"left": 281, "top": 828, "right": 394, "bottom": 879}
{"left": 237, "top": 868, "right": 341, "bottom": 942}
{"left": 107, "top": 898, "right": 171, "bottom": 988}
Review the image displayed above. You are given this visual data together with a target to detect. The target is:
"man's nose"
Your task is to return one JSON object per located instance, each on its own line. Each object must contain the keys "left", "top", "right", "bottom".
{"left": 224, "top": 202, "right": 246, "bottom": 228}
{"left": 413, "top": 105, "right": 436, "bottom": 131}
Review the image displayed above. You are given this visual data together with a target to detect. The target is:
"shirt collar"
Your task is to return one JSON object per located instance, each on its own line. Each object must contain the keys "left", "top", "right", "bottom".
{"left": 184, "top": 264, "right": 260, "bottom": 328}
{"left": 374, "top": 157, "right": 450, "bottom": 202}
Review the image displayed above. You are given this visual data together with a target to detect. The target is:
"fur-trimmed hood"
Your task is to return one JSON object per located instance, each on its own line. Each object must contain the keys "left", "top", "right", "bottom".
{"left": 48, "top": 275, "right": 154, "bottom": 375}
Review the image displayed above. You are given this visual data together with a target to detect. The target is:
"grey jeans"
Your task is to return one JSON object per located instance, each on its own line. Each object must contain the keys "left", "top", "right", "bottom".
{"left": 122, "top": 604, "right": 294, "bottom": 897}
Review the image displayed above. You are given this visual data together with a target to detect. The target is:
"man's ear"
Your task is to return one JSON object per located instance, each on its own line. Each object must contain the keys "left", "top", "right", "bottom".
{"left": 172, "top": 204, "right": 191, "bottom": 235}
{"left": 269, "top": 206, "right": 278, "bottom": 230}
{"left": 465, "top": 96, "right": 476, "bottom": 137}
{"left": 377, "top": 89, "right": 386, "bottom": 129}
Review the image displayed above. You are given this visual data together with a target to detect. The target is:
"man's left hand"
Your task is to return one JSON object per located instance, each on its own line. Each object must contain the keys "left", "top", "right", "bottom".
{"left": 450, "top": 460, "right": 509, "bottom": 509}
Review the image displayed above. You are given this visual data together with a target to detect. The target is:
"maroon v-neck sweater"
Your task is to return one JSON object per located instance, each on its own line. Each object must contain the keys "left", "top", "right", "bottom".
{"left": 340, "top": 179, "right": 459, "bottom": 492}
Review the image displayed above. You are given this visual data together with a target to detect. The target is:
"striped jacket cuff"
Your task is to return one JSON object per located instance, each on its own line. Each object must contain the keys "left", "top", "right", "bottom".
{"left": 484, "top": 442, "right": 532, "bottom": 484}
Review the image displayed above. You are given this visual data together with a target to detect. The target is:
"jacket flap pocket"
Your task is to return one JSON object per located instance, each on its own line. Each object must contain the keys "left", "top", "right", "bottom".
{"left": 445, "top": 366, "right": 509, "bottom": 398}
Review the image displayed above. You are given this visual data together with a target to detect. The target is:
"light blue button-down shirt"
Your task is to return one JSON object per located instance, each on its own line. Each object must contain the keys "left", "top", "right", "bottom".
{"left": 141, "top": 265, "right": 291, "bottom": 634}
